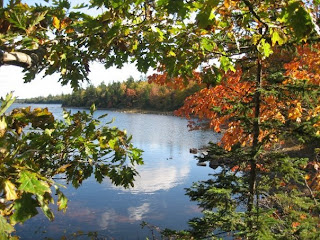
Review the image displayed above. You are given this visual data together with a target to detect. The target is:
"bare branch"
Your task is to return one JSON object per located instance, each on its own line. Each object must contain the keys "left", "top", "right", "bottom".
{"left": 0, "top": 51, "right": 33, "bottom": 68}
{"left": 0, "top": 48, "right": 45, "bottom": 68}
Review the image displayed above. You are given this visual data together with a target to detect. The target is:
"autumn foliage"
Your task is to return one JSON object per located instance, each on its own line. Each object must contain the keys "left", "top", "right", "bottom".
{"left": 149, "top": 45, "right": 320, "bottom": 153}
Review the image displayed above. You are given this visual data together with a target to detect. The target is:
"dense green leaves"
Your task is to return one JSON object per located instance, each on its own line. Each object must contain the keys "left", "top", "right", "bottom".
{"left": 0, "top": 94, "right": 143, "bottom": 238}
{"left": 0, "top": 216, "right": 14, "bottom": 238}
{"left": 11, "top": 193, "right": 39, "bottom": 225}
{"left": 18, "top": 171, "right": 51, "bottom": 196}
{"left": 279, "top": 1, "right": 315, "bottom": 40}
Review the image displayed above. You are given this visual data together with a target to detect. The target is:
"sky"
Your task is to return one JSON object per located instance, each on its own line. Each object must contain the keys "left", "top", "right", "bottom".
{"left": 0, "top": 62, "right": 145, "bottom": 99}
{"left": 0, "top": 0, "right": 146, "bottom": 99}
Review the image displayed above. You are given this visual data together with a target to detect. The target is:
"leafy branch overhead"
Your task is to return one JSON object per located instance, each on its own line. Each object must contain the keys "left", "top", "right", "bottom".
{"left": 0, "top": 1, "right": 317, "bottom": 88}
{"left": 0, "top": 93, "right": 143, "bottom": 238}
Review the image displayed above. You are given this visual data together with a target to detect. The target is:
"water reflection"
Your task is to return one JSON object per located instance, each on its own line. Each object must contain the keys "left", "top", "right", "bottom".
{"left": 99, "top": 203, "right": 151, "bottom": 230}
{"left": 11, "top": 104, "right": 217, "bottom": 239}
{"left": 99, "top": 209, "right": 120, "bottom": 229}
{"left": 128, "top": 203, "right": 150, "bottom": 221}
{"left": 109, "top": 157, "right": 191, "bottom": 193}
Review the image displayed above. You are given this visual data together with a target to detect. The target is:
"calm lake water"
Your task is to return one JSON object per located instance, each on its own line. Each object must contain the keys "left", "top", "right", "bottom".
{"left": 10, "top": 104, "right": 218, "bottom": 239}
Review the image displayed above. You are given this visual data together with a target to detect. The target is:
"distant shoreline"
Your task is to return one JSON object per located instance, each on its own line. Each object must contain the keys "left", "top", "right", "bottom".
{"left": 14, "top": 102, "right": 174, "bottom": 116}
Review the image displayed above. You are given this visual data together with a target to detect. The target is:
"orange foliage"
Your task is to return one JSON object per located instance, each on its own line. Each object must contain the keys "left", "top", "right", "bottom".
{"left": 284, "top": 44, "right": 320, "bottom": 135}
{"left": 148, "top": 71, "right": 203, "bottom": 90}
{"left": 126, "top": 88, "right": 136, "bottom": 97}
{"left": 175, "top": 68, "right": 256, "bottom": 151}
{"left": 284, "top": 43, "right": 320, "bottom": 86}
{"left": 151, "top": 44, "right": 320, "bottom": 151}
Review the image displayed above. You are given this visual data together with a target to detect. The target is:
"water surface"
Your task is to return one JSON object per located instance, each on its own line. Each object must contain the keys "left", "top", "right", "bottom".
{"left": 10, "top": 104, "right": 217, "bottom": 239}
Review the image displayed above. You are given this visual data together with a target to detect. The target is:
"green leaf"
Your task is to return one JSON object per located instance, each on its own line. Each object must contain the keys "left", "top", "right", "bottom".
{"left": 0, "top": 215, "right": 14, "bottom": 236}
{"left": 196, "top": 10, "right": 211, "bottom": 29}
{"left": 258, "top": 39, "right": 273, "bottom": 57}
{"left": 18, "top": 170, "right": 51, "bottom": 196}
{"left": 280, "top": 1, "right": 314, "bottom": 40}
{"left": 40, "top": 204, "right": 54, "bottom": 221}
{"left": 37, "top": 193, "right": 54, "bottom": 221}
{"left": 167, "top": 50, "right": 176, "bottom": 57}
{"left": 44, "top": 128, "right": 54, "bottom": 136}
{"left": 219, "top": 56, "right": 235, "bottom": 72}
{"left": 271, "top": 29, "right": 286, "bottom": 46}
{"left": 201, "top": 38, "right": 215, "bottom": 52}
{"left": 151, "top": 26, "right": 164, "bottom": 42}
{"left": 157, "top": 0, "right": 169, "bottom": 7}
{"left": 0, "top": 93, "right": 16, "bottom": 116}
{"left": 7, "top": 12, "right": 27, "bottom": 30}
{"left": 11, "top": 193, "right": 39, "bottom": 224}
{"left": 28, "top": 11, "right": 47, "bottom": 30}
{"left": 208, "top": 0, "right": 220, "bottom": 7}
{"left": 108, "top": 138, "right": 117, "bottom": 149}
{"left": 90, "top": 104, "right": 96, "bottom": 115}
{"left": 56, "top": 189, "right": 68, "bottom": 212}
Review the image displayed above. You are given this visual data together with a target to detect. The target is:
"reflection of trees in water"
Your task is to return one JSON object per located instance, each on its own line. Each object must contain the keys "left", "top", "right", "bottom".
{"left": 159, "top": 143, "right": 320, "bottom": 239}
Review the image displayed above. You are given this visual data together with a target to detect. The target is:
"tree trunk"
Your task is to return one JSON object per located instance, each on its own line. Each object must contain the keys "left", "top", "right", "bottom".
{"left": 247, "top": 54, "right": 262, "bottom": 228}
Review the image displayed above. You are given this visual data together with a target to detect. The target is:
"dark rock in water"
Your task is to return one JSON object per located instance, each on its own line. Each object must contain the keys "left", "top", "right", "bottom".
{"left": 209, "top": 161, "right": 219, "bottom": 169}
{"left": 209, "top": 157, "right": 229, "bottom": 169}
{"left": 190, "top": 148, "right": 198, "bottom": 154}
{"left": 197, "top": 162, "right": 207, "bottom": 167}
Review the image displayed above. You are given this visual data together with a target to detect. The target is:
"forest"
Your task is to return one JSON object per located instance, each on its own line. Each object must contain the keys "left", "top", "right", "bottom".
{"left": 18, "top": 77, "right": 202, "bottom": 111}
{"left": 1, "top": 0, "right": 320, "bottom": 239}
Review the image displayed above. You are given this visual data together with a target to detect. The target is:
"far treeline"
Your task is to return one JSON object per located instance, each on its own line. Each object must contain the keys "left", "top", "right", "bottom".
{"left": 18, "top": 76, "right": 202, "bottom": 111}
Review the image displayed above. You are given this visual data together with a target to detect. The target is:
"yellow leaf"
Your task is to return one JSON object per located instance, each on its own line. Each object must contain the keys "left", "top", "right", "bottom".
{"left": 61, "top": 68, "right": 67, "bottom": 75}
{"left": 224, "top": 0, "right": 230, "bottom": 8}
{"left": 0, "top": 117, "right": 7, "bottom": 137}
{"left": 167, "top": 50, "right": 176, "bottom": 57}
{"left": 53, "top": 16, "right": 60, "bottom": 30}
{"left": 56, "top": 164, "right": 72, "bottom": 174}
{"left": 4, "top": 180, "right": 18, "bottom": 201}
{"left": 60, "top": 20, "right": 67, "bottom": 30}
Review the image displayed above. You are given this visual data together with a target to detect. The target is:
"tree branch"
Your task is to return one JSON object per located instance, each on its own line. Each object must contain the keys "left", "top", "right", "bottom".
{"left": 242, "top": 0, "right": 268, "bottom": 29}
{"left": 0, "top": 51, "right": 32, "bottom": 68}
{"left": 0, "top": 48, "right": 45, "bottom": 68}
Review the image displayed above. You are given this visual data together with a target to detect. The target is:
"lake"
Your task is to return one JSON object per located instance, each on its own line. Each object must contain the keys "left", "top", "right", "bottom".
{"left": 9, "top": 104, "right": 218, "bottom": 239}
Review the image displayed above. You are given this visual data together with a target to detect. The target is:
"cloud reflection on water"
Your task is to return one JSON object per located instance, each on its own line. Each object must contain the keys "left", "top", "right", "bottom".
{"left": 106, "top": 156, "right": 191, "bottom": 194}
{"left": 99, "top": 203, "right": 151, "bottom": 230}
{"left": 128, "top": 203, "right": 150, "bottom": 221}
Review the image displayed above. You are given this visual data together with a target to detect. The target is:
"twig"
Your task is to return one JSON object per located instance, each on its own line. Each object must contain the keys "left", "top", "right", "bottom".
{"left": 302, "top": 173, "right": 318, "bottom": 205}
